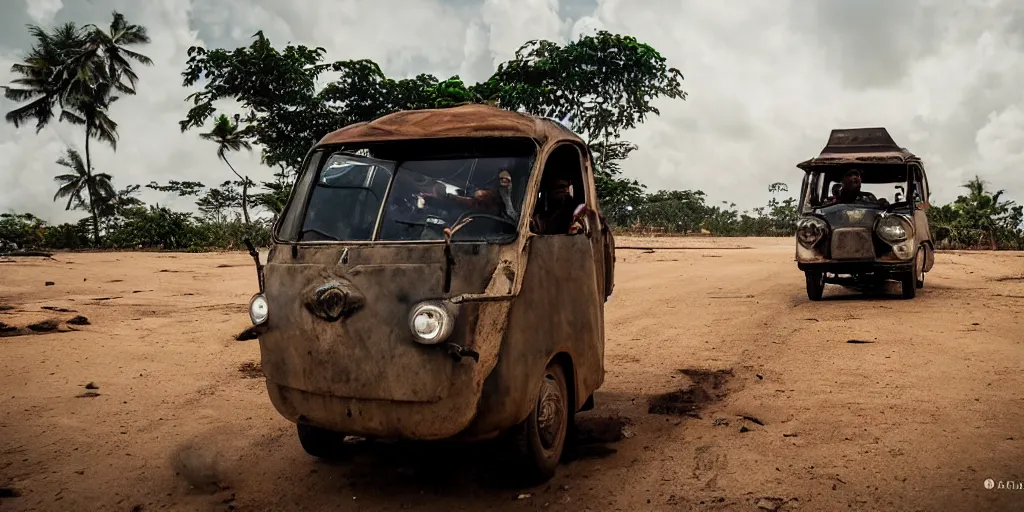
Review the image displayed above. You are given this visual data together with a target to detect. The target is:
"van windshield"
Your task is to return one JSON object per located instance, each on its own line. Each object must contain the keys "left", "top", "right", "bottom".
{"left": 293, "top": 150, "right": 533, "bottom": 243}
{"left": 802, "top": 171, "right": 914, "bottom": 213}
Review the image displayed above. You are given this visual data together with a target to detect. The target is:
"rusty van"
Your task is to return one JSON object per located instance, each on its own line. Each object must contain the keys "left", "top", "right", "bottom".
{"left": 244, "top": 104, "right": 616, "bottom": 482}
{"left": 795, "top": 127, "right": 935, "bottom": 300}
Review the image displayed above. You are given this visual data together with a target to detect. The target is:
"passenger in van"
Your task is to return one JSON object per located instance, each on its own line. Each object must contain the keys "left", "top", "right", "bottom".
{"left": 531, "top": 175, "right": 586, "bottom": 235}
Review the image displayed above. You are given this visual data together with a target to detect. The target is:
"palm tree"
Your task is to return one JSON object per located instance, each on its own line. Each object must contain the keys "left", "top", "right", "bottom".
{"left": 200, "top": 114, "right": 254, "bottom": 223}
{"left": 3, "top": 12, "right": 150, "bottom": 244}
{"left": 53, "top": 147, "right": 115, "bottom": 239}
{"left": 955, "top": 176, "right": 1014, "bottom": 250}
{"left": 78, "top": 11, "right": 153, "bottom": 95}
{"left": 3, "top": 23, "right": 85, "bottom": 131}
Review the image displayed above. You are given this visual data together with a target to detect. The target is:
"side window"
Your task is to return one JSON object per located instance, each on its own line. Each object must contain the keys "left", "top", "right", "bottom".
{"left": 918, "top": 168, "right": 929, "bottom": 203}
{"left": 912, "top": 166, "right": 925, "bottom": 203}
{"left": 798, "top": 173, "right": 810, "bottom": 212}
{"left": 530, "top": 144, "right": 586, "bottom": 236}
{"left": 276, "top": 150, "right": 323, "bottom": 241}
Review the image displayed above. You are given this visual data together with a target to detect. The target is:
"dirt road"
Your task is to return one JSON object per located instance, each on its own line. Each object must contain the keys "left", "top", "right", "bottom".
{"left": 1, "top": 238, "right": 1022, "bottom": 511}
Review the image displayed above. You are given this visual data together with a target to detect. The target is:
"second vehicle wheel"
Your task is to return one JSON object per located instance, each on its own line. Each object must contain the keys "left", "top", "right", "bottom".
{"left": 296, "top": 423, "right": 346, "bottom": 459}
{"left": 915, "top": 250, "right": 926, "bottom": 289}
{"left": 805, "top": 271, "right": 825, "bottom": 301}
{"left": 900, "top": 268, "right": 918, "bottom": 299}
{"left": 510, "top": 361, "right": 571, "bottom": 484}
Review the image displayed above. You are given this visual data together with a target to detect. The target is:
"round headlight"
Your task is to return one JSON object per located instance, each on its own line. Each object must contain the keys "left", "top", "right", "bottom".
{"left": 796, "top": 216, "right": 828, "bottom": 247}
{"left": 876, "top": 214, "right": 912, "bottom": 244}
{"left": 249, "top": 294, "right": 268, "bottom": 325}
{"left": 408, "top": 302, "right": 454, "bottom": 345}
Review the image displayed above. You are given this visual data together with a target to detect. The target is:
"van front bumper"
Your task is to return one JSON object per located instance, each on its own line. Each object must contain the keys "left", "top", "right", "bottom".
{"left": 797, "top": 260, "right": 914, "bottom": 275}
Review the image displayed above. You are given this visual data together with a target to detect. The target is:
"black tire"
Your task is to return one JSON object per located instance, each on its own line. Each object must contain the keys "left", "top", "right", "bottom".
{"left": 509, "top": 362, "right": 571, "bottom": 484}
{"left": 296, "top": 423, "right": 346, "bottom": 459}
{"left": 805, "top": 271, "right": 825, "bottom": 301}
{"left": 915, "top": 250, "right": 926, "bottom": 289}
{"left": 901, "top": 268, "right": 918, "bottom": 299}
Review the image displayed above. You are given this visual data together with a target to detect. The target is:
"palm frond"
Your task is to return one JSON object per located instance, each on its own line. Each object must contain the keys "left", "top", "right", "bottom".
{"left": 114, "top": 46, "right": 153, "bottom": 65}
{"left": 90, "top": 110, "right": 118, "bottom": 149}
{"left": 5, "top": 98, "right": 55, "bottom": 131}
{"left": 59, "top": 110, "right": 86, "bottom": 125}
{"left": 56, "top": 147, "right": 87, "bottom": 173}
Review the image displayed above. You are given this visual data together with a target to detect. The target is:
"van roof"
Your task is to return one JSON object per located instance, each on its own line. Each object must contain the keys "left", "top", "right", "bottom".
{"left": 315, "top": 103, "right": 586, "bottom": 148}
{"left": 796, "top": 127, "right": 921, "bottom": 171}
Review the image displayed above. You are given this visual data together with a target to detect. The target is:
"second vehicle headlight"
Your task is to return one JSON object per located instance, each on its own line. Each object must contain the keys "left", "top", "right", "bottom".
{"left": 796, "top": 216, "right": 828, "bottom": 247}
{"left": 249, "top": 293, "right": 269, "bottom": 325}
{"left": 876, "top": 214, "right": 913, "bottom": 244}
{"left": 408, "top": 302, "right": 454, "bottom": 345}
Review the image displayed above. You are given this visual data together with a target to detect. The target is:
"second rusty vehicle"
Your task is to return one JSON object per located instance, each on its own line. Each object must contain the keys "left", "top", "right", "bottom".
{"left": 244, "top": 104, "right": 616, "bottom": 482}
{"left": 794, "top": 127, "right": 935, "bottom": 300}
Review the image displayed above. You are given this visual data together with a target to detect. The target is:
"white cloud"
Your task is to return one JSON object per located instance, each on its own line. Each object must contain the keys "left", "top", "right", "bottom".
{"left": 25, "top": 0, "right": 62, "bottom": 24}
{"left": 1, "top": 0, "right": 1023, "bottom": 223}
{"left": 480, "top": 0, "right": 566, "bottom": 66}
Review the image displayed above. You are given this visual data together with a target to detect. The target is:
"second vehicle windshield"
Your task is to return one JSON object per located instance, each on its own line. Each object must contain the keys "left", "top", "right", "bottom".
{"left": 804, "top": 173, "right": 915, "bottom": 212}
{"left": 296, "top": 149, "right": 534, "bottom": 243}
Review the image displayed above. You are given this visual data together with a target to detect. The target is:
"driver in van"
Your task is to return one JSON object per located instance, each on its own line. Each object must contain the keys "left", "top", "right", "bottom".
{"left": 820, "top": 168, "right": 889, "bottom": 207}
{"left": 420, "top": 169, "right": 519, "bottom": 221}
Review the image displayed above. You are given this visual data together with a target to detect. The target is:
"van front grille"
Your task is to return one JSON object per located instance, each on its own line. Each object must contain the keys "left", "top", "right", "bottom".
{"left": 830, "top": 228, "right": 874, "bottom": 260}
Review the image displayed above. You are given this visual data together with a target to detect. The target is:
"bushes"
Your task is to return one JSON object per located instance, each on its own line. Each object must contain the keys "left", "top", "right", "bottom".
{"left": 925, "top": 178, "right": 1024, "bottom": 250}
{"left": 0, "top": 208, "right": 272, "bottom": 252}
{"left": 43, "top": 222, "right": 92, "bottom": 250}
{"left": 4, "top": 174, "right": 1021, "bottom": 252}
{"left": 104, "top": 206, "right": 199, "bottom": 249}
{"left": 191, "top": 217, "right": 273, "bottom": 250}
{"left": 609, "top": 188, "right": 799, "bottom": 237}
{"left": 0, "top": 213, "right": 46, "bottom": 249}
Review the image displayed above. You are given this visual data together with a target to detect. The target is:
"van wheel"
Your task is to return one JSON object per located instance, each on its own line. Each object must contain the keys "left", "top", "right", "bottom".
{"left": 510, "top": 362, "right": 570, "bottom": 484}
{"left": 805, "top": 271, "right": 825, "bottom": 301}
{"left": 296, "top": 423, "right": 346, "bottom": 459}
{"left": 901, "top": 269, "right": 918, "bottom": 299}
{"left": 915, "top": 250, "right": 926, "bottom": 289}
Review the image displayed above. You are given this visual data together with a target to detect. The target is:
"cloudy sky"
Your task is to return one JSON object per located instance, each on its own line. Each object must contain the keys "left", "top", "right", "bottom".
{"left": 2, "top": 0, "right": 1023, "bottom": 223}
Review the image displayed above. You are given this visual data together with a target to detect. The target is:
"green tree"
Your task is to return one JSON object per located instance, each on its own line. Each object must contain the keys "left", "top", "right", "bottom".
{"left": 636, "top": 189, "right": 708, "bottom": 234}
{"left": 480, "top": 31, "right": 686, "bottom": 216}
{"left": 180, "top": 31, "right": 337, "bottom": 173}
{"left": 58, "top": 77, "right": 120, "bottom": 241}
{"left": 196, "top": 181, "right": 244, "bottom": 222}
{"left": 3, "top": 23, "right": 82, "bottom": 132}
{"left": 199, "top": 114, "right": 254, "bottom": 223}
{"left": 767, "top": 182, "right": 797, "bottom": 235}
{"left": 146, "top": 180, "right": 207, "bottom": 196}
{"left": 95, "top": 183, "right": 143, "bottom": 234}
{"left": 251, "top": 167, "right": 293, "bottom": 222}
{"left": 52, "top": 147, "right": 115, "bottom": 230}
{"left": 589, "top": 141, "right": 646, "bottom": 225}
{"left": 948, "top": 176, "right": 1021, "bottom": 250}
{"left": 77, "top": 12, "right": 153, "bottom": 95}
{"left": 180, "top": 33, "right": 483, "bottom": 176}
{"left": 179, "top": 30, "right": 686, "bottom": 215}
{"left": 3, "top": 12, "right": 151, "bottom": 243}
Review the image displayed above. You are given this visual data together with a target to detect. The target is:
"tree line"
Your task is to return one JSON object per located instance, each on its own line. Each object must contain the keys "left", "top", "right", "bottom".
{"left": 2, "top": 12, "right": 1021, "bottom": 252}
